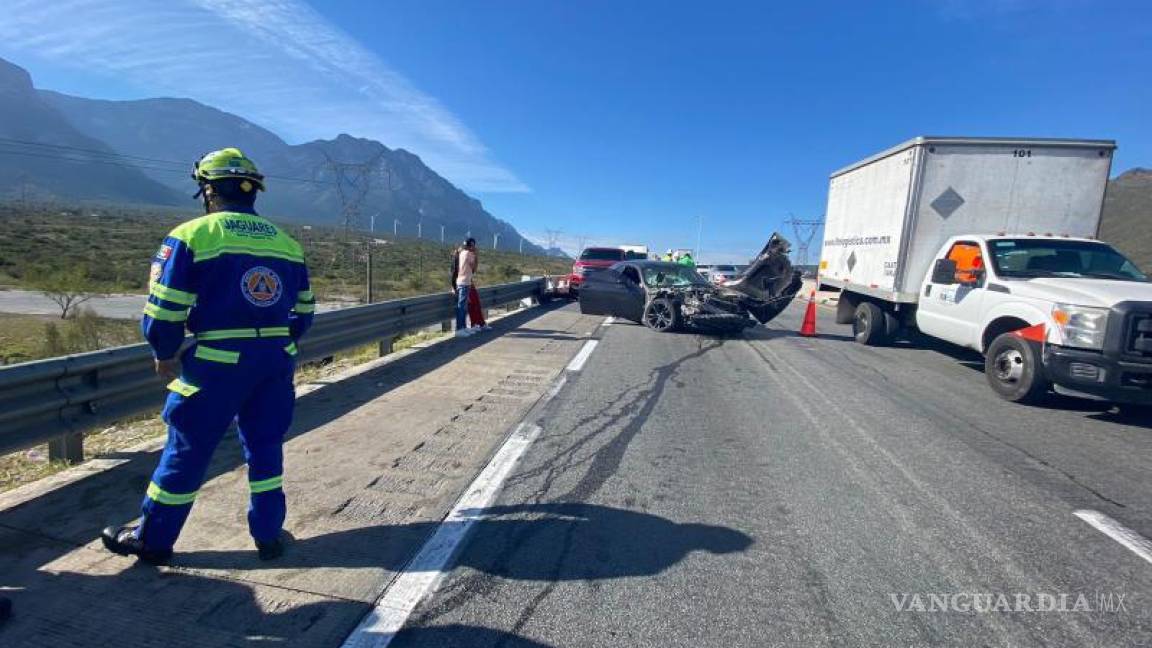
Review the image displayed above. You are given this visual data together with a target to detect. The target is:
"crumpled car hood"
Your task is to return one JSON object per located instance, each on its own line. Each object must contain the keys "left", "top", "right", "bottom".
{"left": 723, "top": 233, "right": 804, "bottom": 323}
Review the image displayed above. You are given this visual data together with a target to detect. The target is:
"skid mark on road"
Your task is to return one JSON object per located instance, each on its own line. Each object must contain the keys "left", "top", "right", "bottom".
{"left": 413, "top": 338, "right": 725, "bottom": 629}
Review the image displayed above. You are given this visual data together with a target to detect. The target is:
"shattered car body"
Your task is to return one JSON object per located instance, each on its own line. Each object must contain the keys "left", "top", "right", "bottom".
{"left": 579, "top": 233, "right": 803, "bottom": 333}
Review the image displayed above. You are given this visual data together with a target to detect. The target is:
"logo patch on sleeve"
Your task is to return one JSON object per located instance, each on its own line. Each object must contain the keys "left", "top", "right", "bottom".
{"left": 149, "top": 262, "right": 163, "bottom": 284}
{"left": 241, "top": 266, "right": 283, "bottom": 307}
{"left": 156, "top": 244, "right": 173, "bottom": 261}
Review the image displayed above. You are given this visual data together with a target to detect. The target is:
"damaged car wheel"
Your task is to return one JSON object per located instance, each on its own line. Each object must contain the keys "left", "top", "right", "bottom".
{"left": 643, "top": 297, "right": 681, "bottom": 332}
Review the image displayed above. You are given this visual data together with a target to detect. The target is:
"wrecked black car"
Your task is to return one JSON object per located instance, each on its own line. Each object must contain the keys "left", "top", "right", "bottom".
{"left": 578, "top": 233, "right": 803, "bottom": 333}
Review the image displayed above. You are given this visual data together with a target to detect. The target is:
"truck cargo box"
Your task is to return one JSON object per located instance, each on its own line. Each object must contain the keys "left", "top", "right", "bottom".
{"left": 818, "top": 136, "right": 1116, "bottom": 303}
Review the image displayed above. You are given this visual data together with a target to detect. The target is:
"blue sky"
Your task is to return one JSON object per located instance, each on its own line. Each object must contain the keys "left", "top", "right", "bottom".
{"left": 1, "top": 0, "right": 1149, "bottom": 261}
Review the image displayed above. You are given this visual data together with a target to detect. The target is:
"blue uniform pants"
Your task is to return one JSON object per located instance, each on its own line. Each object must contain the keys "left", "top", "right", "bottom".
{"left": 137, "top": 340, "right": 296, "bottom": 551}
{"left": 455, "top": 285, "right": 470, "bottom": 330}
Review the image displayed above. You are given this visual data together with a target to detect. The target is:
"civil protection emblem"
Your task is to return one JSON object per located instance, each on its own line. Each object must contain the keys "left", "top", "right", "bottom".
{"left": 241, "top": 266, "right": 283, "bottom": 307}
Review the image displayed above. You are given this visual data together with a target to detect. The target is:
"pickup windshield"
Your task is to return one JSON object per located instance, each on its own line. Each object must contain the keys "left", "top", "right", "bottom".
{"left": 989, "top": 239, "right": 1148, "bottom": 282}
{"left": 642, "top": 264, "right": 709, "bottom": 288}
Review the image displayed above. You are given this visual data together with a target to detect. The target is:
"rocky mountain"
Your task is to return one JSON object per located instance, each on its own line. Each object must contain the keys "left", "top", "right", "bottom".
{"left": 1, "top": 57, "right": 542, "bottom": 253}
{"left": 0, "top": 59, "right": 181, "bottom": 206}
{"left": 1100, "top": 168, "right": 1152, "bottom": 272}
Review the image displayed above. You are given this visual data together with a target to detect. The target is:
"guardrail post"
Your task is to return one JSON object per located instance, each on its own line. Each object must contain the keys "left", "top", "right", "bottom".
{"left": 521, "top": 275, "right": 537, "bottom": 307}
{"left": 48, "top": 432, "right": 83, "bottom": 464}
{"left": 441, "top": 320, "right": 452, "bottom": 333}
{"left": 378, "top": 336, "right": 395, "bottom": 357}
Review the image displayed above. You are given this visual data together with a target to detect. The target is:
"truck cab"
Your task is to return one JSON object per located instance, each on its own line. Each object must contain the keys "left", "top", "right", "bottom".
{"left": 912, "top": 235, "right": 1152, "bottom": 404}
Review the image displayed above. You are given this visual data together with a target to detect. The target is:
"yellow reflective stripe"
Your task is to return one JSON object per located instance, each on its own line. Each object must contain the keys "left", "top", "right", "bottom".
{"left": 197, "top": 328, "right": 258, "bottom": 341}
{"left": 146, "top": 481, "right": 198, "bottom": 505}
{"left": 166, "top": 378, "right": 200, "bottom": 397}
{"left": 194, "top": 345, "right": 240, "bottom": 364}
{"left": 143, "top": 302, "right": 189, "bottom": 322}
{"left": 193, "top": 245, "right": 304, "bottom": 263}
{"left": 249, "top": 475, "right": 283, "bottom": 493}
{"left": 297, "top": 290, "right": 314, "bottom": 301}
{"left": 294, "top": 302, "right": 315, "bottom": 314}
{"left": 284, "top": 342, "right": 298, "bottom": 356}
{"left": 149, "top": 282, "right": 197, "bottom": 306}
{"left": 196, "top": 327, "right": 291, "bottom": 341}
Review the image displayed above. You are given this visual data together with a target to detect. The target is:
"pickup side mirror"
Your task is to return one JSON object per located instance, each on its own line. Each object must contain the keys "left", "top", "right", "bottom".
{"left": 931, "top": 258, "right": 959, "bottom": 285}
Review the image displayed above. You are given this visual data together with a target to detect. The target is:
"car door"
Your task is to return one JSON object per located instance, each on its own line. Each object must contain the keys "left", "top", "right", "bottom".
{"left": 614, "top": 265, "right": 646, "bottom": 322}
{"left": 916, "top": 241, "right": 988, "bottom": 347}
{"left": 578, "top": 269, "right": 615, "bottom": 315}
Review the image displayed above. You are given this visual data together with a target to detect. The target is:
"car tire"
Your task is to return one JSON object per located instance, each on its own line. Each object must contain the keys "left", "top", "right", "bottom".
{"left": 853, "top": 301, "right": 891, "bottom": 346}
{"left": 643, "top": 297, "right": 681, "bottom": 332}
{"left": 985, "top": 332, "right": 1050, "bottom": 404}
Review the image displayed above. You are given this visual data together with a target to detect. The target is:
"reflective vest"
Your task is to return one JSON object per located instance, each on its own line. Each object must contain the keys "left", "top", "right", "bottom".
{"left": 142, "top": 210, "right": 314, "bottom": 360}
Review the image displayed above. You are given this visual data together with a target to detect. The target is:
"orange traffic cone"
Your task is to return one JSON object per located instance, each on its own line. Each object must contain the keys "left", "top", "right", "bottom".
{"left": 799, "top": 288, "right": 817, "bottom": 337}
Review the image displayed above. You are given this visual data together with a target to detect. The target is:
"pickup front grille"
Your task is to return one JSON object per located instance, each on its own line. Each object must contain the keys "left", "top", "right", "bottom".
{"left": 1128, "top": 313, "right": 1152, "bottom": 357}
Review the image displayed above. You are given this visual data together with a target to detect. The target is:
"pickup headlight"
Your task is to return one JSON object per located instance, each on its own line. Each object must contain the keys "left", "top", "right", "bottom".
{"left": 572, "top": 266, "right": 585, "bottom": 276}
{"left": 1051, "top": 303, "right": 1109, "bottom": 350}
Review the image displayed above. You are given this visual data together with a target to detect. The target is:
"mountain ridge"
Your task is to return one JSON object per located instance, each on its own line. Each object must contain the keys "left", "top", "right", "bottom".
{"left": 0, "top": 56, "right": 544, "bottom": 254}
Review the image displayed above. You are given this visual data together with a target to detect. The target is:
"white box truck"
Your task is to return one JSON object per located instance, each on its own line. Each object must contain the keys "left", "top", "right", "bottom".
{"left": 818, "top": 136, "right": 1152, "bottom": 406}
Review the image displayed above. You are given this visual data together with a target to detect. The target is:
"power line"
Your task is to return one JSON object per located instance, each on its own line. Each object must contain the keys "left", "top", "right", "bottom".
{"left": 0, "top": 136, "right": 330, "bottom": 185}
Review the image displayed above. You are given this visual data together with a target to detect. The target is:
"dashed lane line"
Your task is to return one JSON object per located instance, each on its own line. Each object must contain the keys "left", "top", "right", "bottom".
{"left": 565, "top": 340, "right": 600, "bottom": 372}
{"left": 1074, "top": 509, "right": 1152, "bottom": 566}
{"left": 340, "top": 423, "right": 543, "bottom": 648}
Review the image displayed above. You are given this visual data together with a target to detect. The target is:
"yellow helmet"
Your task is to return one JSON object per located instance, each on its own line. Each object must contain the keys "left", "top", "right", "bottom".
{"left": 192, "top": 148, "right": 265, "bottom": 192}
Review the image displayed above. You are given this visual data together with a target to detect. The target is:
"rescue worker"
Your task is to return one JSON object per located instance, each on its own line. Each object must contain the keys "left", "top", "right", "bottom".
{"left": 678, "top": 250, "right": 696, "bottom": 267}
{"left": 101, "top": 148, "right": 314, "bottom": 565}
{"left": 662, "top": 248, "right": 674, "bottom": 262}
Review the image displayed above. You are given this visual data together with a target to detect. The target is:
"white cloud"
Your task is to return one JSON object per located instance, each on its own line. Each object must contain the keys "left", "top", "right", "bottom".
{"left": 0, "top": 0, "right": 528, "bottom": 192}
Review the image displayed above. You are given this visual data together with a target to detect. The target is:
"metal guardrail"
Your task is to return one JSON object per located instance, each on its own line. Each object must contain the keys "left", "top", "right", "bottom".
{"left": 0, "top": 279, "right": 545, "bottom": 461}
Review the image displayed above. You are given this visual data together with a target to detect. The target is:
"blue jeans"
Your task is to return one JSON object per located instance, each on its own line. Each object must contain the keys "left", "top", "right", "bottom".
{"left": 456, "top": 285, "right": 470, "bottom": 330}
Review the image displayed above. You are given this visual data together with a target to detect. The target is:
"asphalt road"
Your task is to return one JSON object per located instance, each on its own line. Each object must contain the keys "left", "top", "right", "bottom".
{"left": 386, "top": 300, "right": 1152, "bottom": 647}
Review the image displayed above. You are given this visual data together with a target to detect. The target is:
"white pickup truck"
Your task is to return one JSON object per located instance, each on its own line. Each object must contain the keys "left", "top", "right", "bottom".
{"left": 818, "top": 137, "right": 1152, "bottom": 406}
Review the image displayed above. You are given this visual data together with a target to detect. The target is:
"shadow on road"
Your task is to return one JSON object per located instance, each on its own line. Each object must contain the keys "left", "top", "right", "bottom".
{"left": 0, "top": 553, "right": 550, "bottom": 647}
{"left": 390, "top": 624, "right": 557, "bottom": 647}
{"left": 176, "top": 503, "right": 753, "bottom": 582}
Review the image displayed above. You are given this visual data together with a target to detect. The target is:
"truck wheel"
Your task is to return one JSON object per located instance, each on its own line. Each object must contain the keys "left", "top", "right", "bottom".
{"left": 853, "top": 301, "right": 891, "bottom": 346}
{"left": 643, "top": 298, "right": 681, "bottom": 332}
{"left": 985, "top": 333, "right": 1050, "bottom": 404}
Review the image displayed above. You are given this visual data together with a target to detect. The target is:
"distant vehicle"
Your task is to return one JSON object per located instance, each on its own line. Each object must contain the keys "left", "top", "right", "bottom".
{"left": 706, "top": 264, "right": 740, "bottom": 284}
{"left": 579, "top": 234, "right": 802, "bottom": 334}
{"left": 567, "top": 247, "right": 628, "bottom": 296}
{"left": 819, "top": 136, "right": 1152, "bottom": 406}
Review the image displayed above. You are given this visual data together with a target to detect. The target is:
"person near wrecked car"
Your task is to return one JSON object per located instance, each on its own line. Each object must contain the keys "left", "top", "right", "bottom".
{"left": 678, "top": 251, "right": 696, "bottom": 267}
{"left": 101, "top": 148, "right": 314, "bottom": 565}
{"left": 453, "top": 238, "right": 479, "bottom": 336}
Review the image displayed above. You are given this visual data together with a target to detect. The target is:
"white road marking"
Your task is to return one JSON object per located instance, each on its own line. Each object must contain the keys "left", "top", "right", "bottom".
{"left": 1074, "top": 509, "right": 1152, "bottom": 566}
{"left": 602, "top": 316, "right": 615, "bottom": 326}
{"left": 566, "top": 340, "right": 599, "bottom": 372}
{"left": 341, "top": 423, "right": 543, "bottom": 648}
{"left": 540, "top": 374, "right": 568, "bottom": 404}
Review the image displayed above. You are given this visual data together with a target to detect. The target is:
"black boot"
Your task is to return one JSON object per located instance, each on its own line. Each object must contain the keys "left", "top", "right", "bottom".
{"left": 101, "top": 525, "right": 172, "bottom": 565}
{"left": 255, "top": 537, "right": 284, "bottom": 561}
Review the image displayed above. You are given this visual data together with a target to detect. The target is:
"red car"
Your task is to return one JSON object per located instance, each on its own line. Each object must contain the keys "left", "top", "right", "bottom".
{"left": 567, "top": 247, "right": 629, "bottom": 295}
